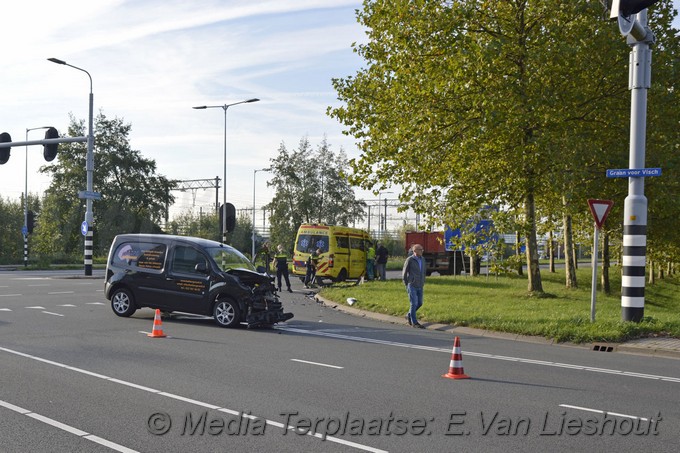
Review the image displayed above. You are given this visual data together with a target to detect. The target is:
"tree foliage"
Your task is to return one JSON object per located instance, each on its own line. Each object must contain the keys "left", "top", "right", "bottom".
{"left": 330, "top": 0, "right": 680, "bottom": 292}
{"left": 35, "top": 112, "right": 176, "bottom": 257}
{"left": 265, "top": 137, "right": 366, "bottom": 250}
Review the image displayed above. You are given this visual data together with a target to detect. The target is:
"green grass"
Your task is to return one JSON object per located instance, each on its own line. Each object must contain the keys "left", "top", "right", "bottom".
{"left": 319, "top": 267, "right": 680, "bottom": 343}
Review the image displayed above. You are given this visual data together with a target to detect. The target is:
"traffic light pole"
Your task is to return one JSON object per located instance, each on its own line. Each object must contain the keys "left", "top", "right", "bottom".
{"left": 85, "top": 89, "right": 95, "bottom": 276}
{"left": 619, "top": 10, "right": 654, "bottom": 322}
{"left": 25, "top": 126, "right": 52, "bottom": 267}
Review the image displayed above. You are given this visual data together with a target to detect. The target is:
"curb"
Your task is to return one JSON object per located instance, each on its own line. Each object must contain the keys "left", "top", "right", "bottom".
{"left": 314, "top": 294, "right": 680, "bottom": 359}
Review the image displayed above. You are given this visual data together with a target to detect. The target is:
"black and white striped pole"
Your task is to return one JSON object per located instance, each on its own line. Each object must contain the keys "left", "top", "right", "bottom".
{"left": 609, "top": 1, "right": 659, "bottom": 322}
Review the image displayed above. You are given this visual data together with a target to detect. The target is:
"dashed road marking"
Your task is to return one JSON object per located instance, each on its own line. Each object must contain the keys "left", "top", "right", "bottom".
{"left": 0, "top": 399, "right": 139, "bottom": 453}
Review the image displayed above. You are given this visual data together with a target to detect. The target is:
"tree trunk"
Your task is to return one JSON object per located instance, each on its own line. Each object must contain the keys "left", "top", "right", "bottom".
{"left": 601, "top": 230, "right": 611, "bottom": 295}
{"left": 562, "top": 196, "right": 577, "bottom": 288}
{"left": 524, "top": 192, "right": 543, "bottom": 293}
{"left": 549, "top": 231, "right": 555, "bottom": 273}
{"left": 515, "top": 231, "right": 523, "bottom": 276}
{"left": 648, "top": 259, "right": 655, "bottom": 285}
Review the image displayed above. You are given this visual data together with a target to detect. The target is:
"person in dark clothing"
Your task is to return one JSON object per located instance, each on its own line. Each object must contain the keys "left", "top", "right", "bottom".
{"left": 273, "top": 244, "right": 292, "bottom": 293}
{"left": 375, "top": 242, "right": 389, "bottom": 281}
{"left": 305, "top": 248, "right": 321, "bottom": 288}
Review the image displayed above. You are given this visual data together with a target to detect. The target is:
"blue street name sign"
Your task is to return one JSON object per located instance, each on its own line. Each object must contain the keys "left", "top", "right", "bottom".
{"left": 606, "top": 168, "right": 662, "bottom": 178}
{"left": 78, "top": 190, "right": 102, "bottom": 200}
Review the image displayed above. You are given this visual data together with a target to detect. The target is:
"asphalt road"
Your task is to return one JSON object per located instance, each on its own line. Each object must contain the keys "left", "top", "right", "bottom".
{"left": 1, "top": 270, "right": 678, "bottom": 452}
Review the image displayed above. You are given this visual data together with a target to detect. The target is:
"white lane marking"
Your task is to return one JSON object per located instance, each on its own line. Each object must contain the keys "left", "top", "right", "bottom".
{"left": 42, "top": 311, "right": 64, "bottom": 317}
{"left": 559, "top": 404, "right": 652, "bottom": 422}
{"left": 0, "top": 294, "right": 22, "bottom": 297}
{"left": 0, "top": 399, "right": 139, "bottom": 453}
{"left": 13, "top": 277, "right": 51, "bottom": 280}
{"left": 277, "top": 326, "right": 680, "bottom": 384}
{"left": 58, "top": 304, "right": 77, "bottom": 307}
{"left": 28, "top": 284, "right": 50, "bottom": 287}
{"left": 0, "top": 308, "right": 12, "bottom": 311}
{"left": 0, "top": 346, "right": 386, "bottom": 453}
{"left": 48, "top": 291, "right": 75, "bottom": 295}
{"left": 26, "top": 306, "right": 45, "bottom": 309}
{"left": 87, "top": 302, "right": 105, "bottom": 305}
{"left": 291, "top": 359, "right": 344, "bottom": 369}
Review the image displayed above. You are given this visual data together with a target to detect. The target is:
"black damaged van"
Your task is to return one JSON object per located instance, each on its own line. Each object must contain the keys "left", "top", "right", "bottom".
{"left": 105, "top": 234, "right": 293, "bottom": 328}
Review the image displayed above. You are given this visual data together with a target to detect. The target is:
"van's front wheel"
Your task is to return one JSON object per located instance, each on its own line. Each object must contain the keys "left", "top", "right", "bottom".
{"left": 213, "top": 299, "right": 240, "bottom": 328}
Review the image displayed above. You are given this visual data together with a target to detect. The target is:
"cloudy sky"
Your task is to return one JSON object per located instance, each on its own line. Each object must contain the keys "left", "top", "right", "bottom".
{"left": 1, "top": 0, "right": 366, "bottom": 217}
{"left": 1, "top": 0, "right": 678, "bottom": 222}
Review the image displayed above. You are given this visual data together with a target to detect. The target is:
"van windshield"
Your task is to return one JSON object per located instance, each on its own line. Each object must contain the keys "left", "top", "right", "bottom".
{"left": 207, "top": 247, "right": 255, "bottom": 272}
{"left": 296, "top": 234, "right": 330, "bottom": 253}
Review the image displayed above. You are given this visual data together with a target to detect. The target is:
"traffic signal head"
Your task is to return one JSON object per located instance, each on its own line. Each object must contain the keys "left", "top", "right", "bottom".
{"left": 0, "top": 132, "right": 11, "bottom": 164}
{"left": 43, "top": 127, "right": 59, "bottom": 162}
{"left": 219, "top": 203, "right": 236, "bottom": 234}
{"left": 609, "top": 0, "right": 659, "bottom": 19}
{"left": 27, "top": 210, "right": 36, "bottom": 234}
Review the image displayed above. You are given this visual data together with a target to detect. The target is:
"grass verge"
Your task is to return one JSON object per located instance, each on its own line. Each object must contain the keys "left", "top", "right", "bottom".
{"left": 319, "top": 267, "right": 680, "bottom": 344}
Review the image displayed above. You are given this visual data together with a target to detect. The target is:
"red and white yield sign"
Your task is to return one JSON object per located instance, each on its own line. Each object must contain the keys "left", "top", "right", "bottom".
{"left": 587, "top": 199, "right": 614, "bottom": 229}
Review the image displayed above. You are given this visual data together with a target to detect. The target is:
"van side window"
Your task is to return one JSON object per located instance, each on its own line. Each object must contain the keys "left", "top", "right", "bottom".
{"left": 172, "top": 245, "right": 208, "bottom": 275}
{"left": 112, "top": 242, "right": 166, "bottom": 271}
{"left": 336, "top": 236, "right": 349, "bottom": 249}
{"left": 350, "top": 237, "right": 365, "bottom": 251}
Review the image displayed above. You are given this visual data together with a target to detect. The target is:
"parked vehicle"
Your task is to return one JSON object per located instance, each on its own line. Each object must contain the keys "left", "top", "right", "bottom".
{"left": 405, "top": 221, "right": 494, "bottom": 275}
{"left": 105, "top": 234, "right": 293, "bottom": 328}
{"left": 405, "top": 231, "right": 470, "bottom": 275}
{"left": 292, "top": 224, "right": 371, "bottom": 283}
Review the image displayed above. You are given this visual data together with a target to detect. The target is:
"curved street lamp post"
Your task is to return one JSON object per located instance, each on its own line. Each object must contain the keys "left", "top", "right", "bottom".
{"left": 47, "top": 58, "right": 95, "bottom": 276}
{"left": 193, "top": 99, "right": 259, "bottom": 244}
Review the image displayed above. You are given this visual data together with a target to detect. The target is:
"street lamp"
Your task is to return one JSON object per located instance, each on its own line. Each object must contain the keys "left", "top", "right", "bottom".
{"left": 48, "top": 57, "right": 95, "bottom": 276}
{"left": 193, "top": 98, "right": 260, "bottom": 244}
{"left": 252, "top": 168, "right": 270, "bottom": 260}
{"left": 24, "top": 126, "right": 52, "bottom": 267}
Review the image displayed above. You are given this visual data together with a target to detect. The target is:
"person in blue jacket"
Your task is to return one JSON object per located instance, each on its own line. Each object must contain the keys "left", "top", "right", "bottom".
{"left": 402, "top": 244, "right": 426, "bottom": 328}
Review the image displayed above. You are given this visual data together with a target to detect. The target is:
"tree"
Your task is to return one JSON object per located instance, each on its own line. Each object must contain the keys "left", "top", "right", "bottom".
{"left": 265, "top": 136, "right": 365, "bottom": 249}
{"left": 330, "top": 0, "right": 680, "bottom": 293}
{"left": 35, "top": 112, "right": 175, "bottom": 257}
{"left": 0, "top": 197, "right": 23, "bottom": 264}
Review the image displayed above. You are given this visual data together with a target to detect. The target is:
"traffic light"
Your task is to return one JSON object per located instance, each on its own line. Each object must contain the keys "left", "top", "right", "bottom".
{"left": 43, "top": 127, "right": 59, "bottom": 161}
{"left": 609, "top": 0, "right": 659, "bottom": 19}
{"left": 219, "top": 203, "right": 236, "bottom": 234}
{"left": 27, "top": 210, "right": 36, "bottom": 234}
{"left": 0, "top": 132, "right": 11, "bottom": 164}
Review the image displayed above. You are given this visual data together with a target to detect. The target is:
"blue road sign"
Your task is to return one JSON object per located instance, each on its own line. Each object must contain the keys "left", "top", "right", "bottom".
{"left": 78, "top": 190, "right": 102, "bottom": 200}
{"left": 606, "top": 168, "right": 661, "bottom": 178}
{"left": 21, "top": 225, "right": 28, "bottom": 236}
{"left": 81, "top": 221, "right": 89, "bottom": 236}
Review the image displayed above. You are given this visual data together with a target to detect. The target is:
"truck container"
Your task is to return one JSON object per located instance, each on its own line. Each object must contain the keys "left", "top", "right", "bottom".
{"left": 404, "top": 231, "right": 472, "bottom": 275}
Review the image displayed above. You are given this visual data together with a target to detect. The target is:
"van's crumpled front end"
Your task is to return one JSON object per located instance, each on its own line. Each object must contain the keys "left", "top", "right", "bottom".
{"left": 227, "top": 268, "right": 294, "bottom": 327}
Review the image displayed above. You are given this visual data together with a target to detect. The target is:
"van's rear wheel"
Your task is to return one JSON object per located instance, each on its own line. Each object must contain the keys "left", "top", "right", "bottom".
{"left": 111, "top": 288, "right": 136, "bottom": 317}
{"left": 213, "top": 299, "right": 240, "bottom": 328}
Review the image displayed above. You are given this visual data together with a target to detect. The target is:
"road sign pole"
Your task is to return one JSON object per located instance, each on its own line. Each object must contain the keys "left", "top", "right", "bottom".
{"left": 621, "top": 10, "right": 653, "bottom": 322}
{"left": 590, "top": 223, "right": 599, "bottom": 323}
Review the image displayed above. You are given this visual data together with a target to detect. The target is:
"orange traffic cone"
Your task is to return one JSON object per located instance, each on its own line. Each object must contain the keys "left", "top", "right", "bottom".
{"left": 442, "top": 336, "right": 470, "bottom": 379}
{"left": 147, "top": 309, "right": 167, "bottom": 338}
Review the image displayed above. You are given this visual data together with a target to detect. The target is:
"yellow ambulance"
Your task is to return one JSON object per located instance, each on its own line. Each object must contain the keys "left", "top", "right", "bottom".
{"left": 292, "top": 224, "right": 371, "bottom": 283}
